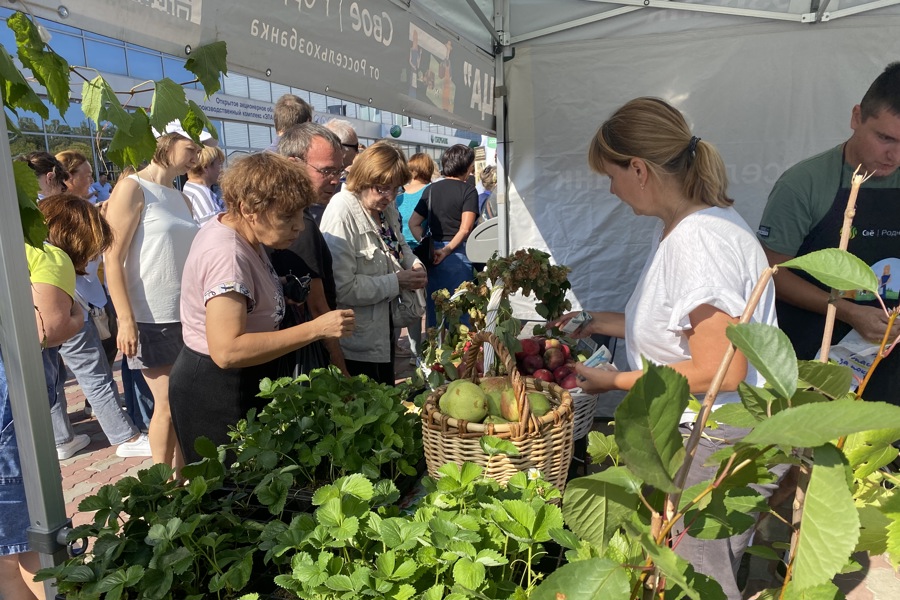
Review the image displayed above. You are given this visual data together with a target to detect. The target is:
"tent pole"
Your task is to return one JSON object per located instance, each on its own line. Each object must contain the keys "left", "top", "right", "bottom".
{"left": 0, "top": 98, "right": 72, "bottom": 596}
{"left": 494, "top": 0, "right": 509, "bottom": 257}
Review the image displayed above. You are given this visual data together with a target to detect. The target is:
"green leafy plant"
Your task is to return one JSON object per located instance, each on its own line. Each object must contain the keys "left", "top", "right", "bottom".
{"left": 259, "top": 464, "right": 563, "bottom": 600}
{"left": 36, "top": 455, "right": 271, "bottom": 600}
{"left": 225, "top": 367, "right": 424, "bottom": 517}
{"left": 531, "top": 247, "right": 900, "bottom": 599}
{"left": 1, "top": 10, "right": 227, "bottom": 245}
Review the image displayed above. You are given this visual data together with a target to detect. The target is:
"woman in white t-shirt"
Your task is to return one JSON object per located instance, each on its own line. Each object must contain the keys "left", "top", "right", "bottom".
{"left": 553, "top": 97, "right": 777, "bottom": 600}
{"left": 170, "top": 153, "right": 355, "bottom": 464}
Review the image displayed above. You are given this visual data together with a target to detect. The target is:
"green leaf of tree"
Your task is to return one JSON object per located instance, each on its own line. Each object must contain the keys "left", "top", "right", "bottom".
{"left": 7, "top": 12, "right": 69, "bottom": 112}
{"left": 741, "top": 399, "right": 900, "bottom": 448}
{"left": 780, "top": 249, "right": 879, "bottom": 295}
{"left": 856, "top": 504, "right": 890, "bottom": 556}
{"left": 614, "top": 361, "right": 688, "bottom": 493}
{"left": 108, "top": 109, "right": 157, "bottom": 168}
{"left": 82, "top": 76, "right": 132, "bottom": 136}
{"left": 13, "top": 160, "right": 47, "bottom": 247}
{"left": 738, "top": 382, "right": 775, "bottom": 421}
{"left": 726, "top": 323, "right": 797, "bottom": 400}
{"left": 792, "top": 444, "right": 859, "bottom": 590}
{"left": 529, "top": 557, "right": 630, "bottom": 600}
{"left": 562, "top": 467, "right": 640, "bottom": 549}
{"left": 797, "top": 361, "right": 853, "bottom": 400}
{"left": 148, "top": 77, "right": 188, "bottom": 133}
{"left": 880, "top": 491, "right": 900, "bottom": 566}
{"left": 183, "top": 100, "right": 219, "bottom": 142}
{"left": 184, "top": 41, "right": 228, "bottom": 97}
{"left": 843, "top": 428, "right": 900, "bottom": 478}
{"left": 710, "top": 402, "right": 759, "bottom": 428}
{"left": 0, "top": 45, "right": 48, "bottom": 117}
{"left": 587, "top": 431, "right": 619, "bottom": 464}
{"left": 782, "top": 580, "right": 844, "bottom": 600}
{"left": 683, "top": 487, "right": 766, "bottom": 540}
{"left": 642, "top": 533, "right": 725, "bottom": 600}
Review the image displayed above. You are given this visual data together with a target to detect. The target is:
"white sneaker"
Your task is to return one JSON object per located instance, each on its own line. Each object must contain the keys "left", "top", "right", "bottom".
{"left": 56, "top": 434, "right": 91, "bottom": 460}
{"left": 116, "top": 433, "right": 151, "bottom": 458}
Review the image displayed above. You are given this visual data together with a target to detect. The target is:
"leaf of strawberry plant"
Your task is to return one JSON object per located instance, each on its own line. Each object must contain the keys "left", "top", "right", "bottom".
{"left": 148, "top": 77, "right": 188, "bottom": 133}
{"left": 184, "top": 41, "right": 227, "bottom": 97}
{"left": 453, "top": 558, "right": 486, "bottom": 591}
{"left": 479, "top": 435, "right": 519, "bottom": 457}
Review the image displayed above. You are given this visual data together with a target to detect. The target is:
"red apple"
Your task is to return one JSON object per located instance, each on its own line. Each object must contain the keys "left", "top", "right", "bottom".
{"left": 560, "top": 373, "right": 580, "bottom": 390}
{"left": 522, "top": 354, "right": 544, "bottom": 374}
{"left": 543, "top": 347, "right": 566, "bottom": 371}
{"left": 544, "top": 339, "right": 561, "bottom": 350}
{"left": 533, "top": 369, "right": 554, "bottom": 382}
{"left": 553, "top": 365, "right": 574, "bottom": 382}
{"left": 560, "top": 344, "right": 571, "bottom": 359}
{"left": 532, "top": 336, "right": 547, "bottom": 352}
{"left": 520, "top": 338, "right": 541, "bottom": 356}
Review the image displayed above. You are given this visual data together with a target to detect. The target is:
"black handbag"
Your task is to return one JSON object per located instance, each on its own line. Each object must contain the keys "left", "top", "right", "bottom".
{"left": 413, "top": 186, "right": 434, "bottom": 265}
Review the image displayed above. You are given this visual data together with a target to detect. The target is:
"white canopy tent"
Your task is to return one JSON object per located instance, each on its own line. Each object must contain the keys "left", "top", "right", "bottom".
{"left": 2, "top": 0, "right": 899, "bottom": 588}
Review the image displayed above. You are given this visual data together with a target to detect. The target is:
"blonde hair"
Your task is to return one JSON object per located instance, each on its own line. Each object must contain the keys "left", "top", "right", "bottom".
{"left": 588, "top": 97, "right": 731, "bottom": 207}
{"left": 153, "top": 133, "right": 199, "bottom": 168}
{"left": 480, "top": 165, "right": 497, "bottom": 189}
{"left": 55, "top": 149, "right": 89, "bottom": 177}
{"left": 188, "top": 145, "right": 225, "bottom": 178}
{"left": 345, "top": 141, "right": 411, "bottom": 193}
{"left": 219, "top": 152, "right": 314, "bottom": 220}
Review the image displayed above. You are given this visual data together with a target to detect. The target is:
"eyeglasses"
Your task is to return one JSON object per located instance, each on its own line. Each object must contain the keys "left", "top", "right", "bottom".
{"left": 341, "top": 143, "right": 360, "bottom": 153}
{"left": 373, "top": 185, "right": 404, "bottom": 197}
{"left": 298, "top": 158, "right": 347, "bottom": 179}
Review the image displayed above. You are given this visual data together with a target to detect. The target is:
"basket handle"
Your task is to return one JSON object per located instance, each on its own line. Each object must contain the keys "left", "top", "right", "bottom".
{"left": 461, "top": 331, "right": 538, "bottom": 433}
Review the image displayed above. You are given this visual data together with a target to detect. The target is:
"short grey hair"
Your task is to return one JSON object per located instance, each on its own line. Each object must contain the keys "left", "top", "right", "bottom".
{"left": 277, "top": 122, "right": 342, "bottom": 160}
{"left": 324, "top": 119, "right": 358, "bottom": 145}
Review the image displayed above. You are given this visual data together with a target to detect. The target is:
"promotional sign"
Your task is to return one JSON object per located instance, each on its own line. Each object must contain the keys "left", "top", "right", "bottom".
{"left": 23, "top": 0, "right": 496, "bottom": 133}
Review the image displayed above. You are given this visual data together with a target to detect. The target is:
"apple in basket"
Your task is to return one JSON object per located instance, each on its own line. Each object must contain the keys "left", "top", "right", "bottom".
{"left": 521, "top": 354, "right": 544, "bottom": 374}
{"left": 553, "top": 364, "right": 574, "bottom": 382}
{"left": 559, "top": 373, "right": 579, "bottom": 390}
{"left": 515, "top": 338, "right": 542, "bottom": 361}
{"left": 532, "top": 369, "right": 554, "bottom": 383}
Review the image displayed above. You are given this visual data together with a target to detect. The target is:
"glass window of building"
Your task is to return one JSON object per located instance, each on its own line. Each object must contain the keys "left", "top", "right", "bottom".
{"left": 223, "top": 121, "right": 250, "bottom": 148}
{"left": 248, "top": 77, "right": 271, "bottom": 103}
{"left": 84, "top": 39, "right": 127, "bottom": 76}
{"left": 9, "top": 133, "right": 46, "bottom": 157}
{"left": 248, "top": 124, "right": 272, "bottom": 149}
{"left": 9, "top": 110, "right": 43, "bottom": 133}
{"left": 47, "top": 32, "right": 85, "bottom": 66}
{"left": 271, "top": 83, "right": 291, "bottom": 100}
{"left": 127, "top": 48, "right": 164, "bottom": 81}
{"left": 223, "top": 73, "right": 249, "bottom": 98}
{"left": 163, "top": 56, "right": 195, "bottom": 87}
{"left": 46, "top": 103, "right": 92, "bottom": 136}
{"left": 309, "top": 92, "right": 327, "bottom": 112}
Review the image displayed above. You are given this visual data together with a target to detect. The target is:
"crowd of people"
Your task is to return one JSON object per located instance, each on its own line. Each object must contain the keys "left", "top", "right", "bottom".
{"left": 4, "top": 59, "right": 899, "bottom": 599}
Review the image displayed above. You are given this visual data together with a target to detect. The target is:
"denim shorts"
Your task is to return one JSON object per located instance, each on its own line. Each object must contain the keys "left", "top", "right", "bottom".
{"left": 127, "top": 322, "right": 184, "bottom": 370}
{"left": 0, "top": 345, "right": 60, "bottom": 556}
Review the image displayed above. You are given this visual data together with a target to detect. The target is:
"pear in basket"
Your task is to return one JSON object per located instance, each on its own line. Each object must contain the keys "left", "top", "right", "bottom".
{"left": 527, "top": 392, "right": 552, "bottom": 417}
{"left": 440, "top": 380, "right": 489, "bottom": 422}
{"left": 479, "top": 377, "right": 510, "bottom": 417}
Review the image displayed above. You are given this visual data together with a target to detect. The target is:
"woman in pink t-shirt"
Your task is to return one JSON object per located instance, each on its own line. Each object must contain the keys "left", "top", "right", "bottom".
{"left": 169, "top": 153, "right": 355, "bottom": 463}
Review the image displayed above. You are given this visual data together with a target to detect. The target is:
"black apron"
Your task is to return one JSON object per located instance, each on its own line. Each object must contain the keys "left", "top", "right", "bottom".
{"left": 775, "top": 149, "right": 900, "bottom": 403}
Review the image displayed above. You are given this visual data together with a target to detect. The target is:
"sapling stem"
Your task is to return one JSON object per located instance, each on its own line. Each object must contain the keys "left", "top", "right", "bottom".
{"left": 820, "top": 165, "right": 869, "bottom": 362}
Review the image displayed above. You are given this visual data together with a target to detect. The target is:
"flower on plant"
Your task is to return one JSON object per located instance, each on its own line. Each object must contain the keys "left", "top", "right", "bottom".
{"left": 527, "top": 468, "right": 541, "bottom": 481}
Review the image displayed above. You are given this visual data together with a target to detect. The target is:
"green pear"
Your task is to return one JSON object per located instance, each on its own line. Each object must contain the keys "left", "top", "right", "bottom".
{"left": 440, "top": 380, "right": 488, "bottom": 422}
{"left": 527, "top": 392, "right": 552, "bottom": 417}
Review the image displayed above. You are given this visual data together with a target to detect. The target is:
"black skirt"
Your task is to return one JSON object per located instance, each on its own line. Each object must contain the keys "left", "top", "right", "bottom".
{"left": 169, "top": 346, "right": 281, "bottom": 464}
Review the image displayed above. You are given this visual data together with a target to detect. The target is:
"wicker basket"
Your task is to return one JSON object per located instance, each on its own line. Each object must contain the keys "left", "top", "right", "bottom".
{"left": 422, "top": 331, "right": 574, "bottom": 492}
{"left": 570, "top": 390, "right": 600, "bottom": 441}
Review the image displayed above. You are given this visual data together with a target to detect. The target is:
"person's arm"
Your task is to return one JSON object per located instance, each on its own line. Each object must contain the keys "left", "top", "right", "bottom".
{"left": 408, "top": 211, "right": 426, "bottom": 242}
{"left": 551, "top": 311, "right": 626, "bottom": 340}
{"left": 32, "top": 283, "right": 82, "bottom": 347}
{"left": 575, "top": 305, "right": 746, "bottom": 395}
{"left": 306, "top": 278, "right": 350, "bottom": 376}
{"left": 205, "top": 291, "right": 355, "bottom": 369}
{"left": 764, "top": 247, "right": 898, "bottom": 344}
{"left": 103, "top": 178, "right": 144, "bottom": 358}
{"left": 434, "top": 211, "right": 476, "bottom": 265}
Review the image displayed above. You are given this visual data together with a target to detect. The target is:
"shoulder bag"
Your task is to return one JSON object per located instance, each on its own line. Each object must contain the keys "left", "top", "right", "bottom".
{"left": 413, "top": 186, "right": 435, "bottom": 265}
{"left": 371, "top": 208, "right": 426, "bottom": 328}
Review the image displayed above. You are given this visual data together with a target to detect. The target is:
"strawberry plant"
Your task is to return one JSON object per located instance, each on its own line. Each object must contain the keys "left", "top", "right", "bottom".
{"left": 225, "top": 367, "right": 424, "bottom": 517}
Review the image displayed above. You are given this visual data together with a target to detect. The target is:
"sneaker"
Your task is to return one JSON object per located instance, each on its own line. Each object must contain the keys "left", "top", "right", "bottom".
{"left": 56, "top": 434, "right": 91, "bottom": 460}
{"left": 116, "top": 433, "right": 152, "bottom": 458}
{"left": 83, "top": 403, "right": 92, "bottom": 417}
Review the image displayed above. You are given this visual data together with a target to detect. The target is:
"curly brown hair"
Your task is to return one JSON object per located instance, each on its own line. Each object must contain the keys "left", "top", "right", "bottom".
{"left": 39, "top": 193, "right": 113, "bottom": 275}
{"left": 219, "top": 152, "right": 315, "bottom": 220}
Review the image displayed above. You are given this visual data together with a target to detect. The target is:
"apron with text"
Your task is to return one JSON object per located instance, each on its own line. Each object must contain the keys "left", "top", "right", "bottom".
{"left": 775, "top": 152, "right": 900, "bottom": 403}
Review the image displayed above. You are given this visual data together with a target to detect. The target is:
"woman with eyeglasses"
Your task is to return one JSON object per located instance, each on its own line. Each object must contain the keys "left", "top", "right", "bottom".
{"left": 320, "top": 142, "right": 428, "bottom": 385}
{"left": 409, "top": 144, "right": 478, "bottom": 327}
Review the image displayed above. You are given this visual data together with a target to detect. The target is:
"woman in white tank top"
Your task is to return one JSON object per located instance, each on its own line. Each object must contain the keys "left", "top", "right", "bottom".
{"left": 104, "top": 133, "right": 200, "bottom": 470}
